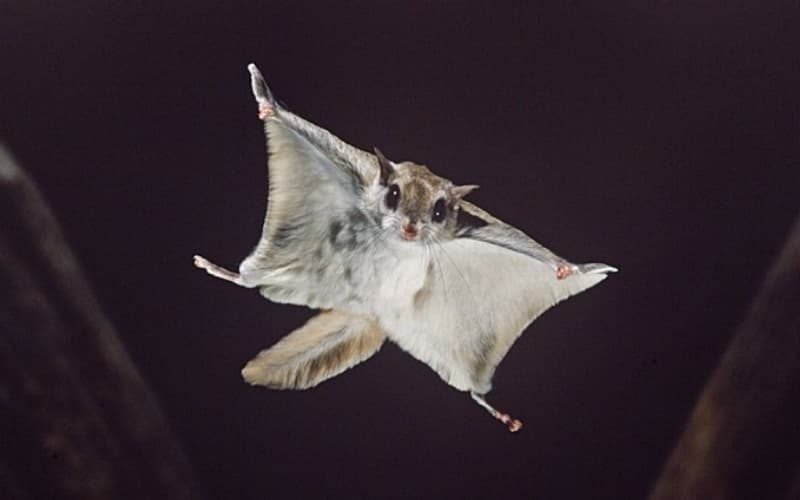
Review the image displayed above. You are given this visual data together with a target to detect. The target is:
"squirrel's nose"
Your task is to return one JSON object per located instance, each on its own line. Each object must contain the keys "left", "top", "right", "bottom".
{"left": 402, "top": 222, "right": 418, "bottom": 240}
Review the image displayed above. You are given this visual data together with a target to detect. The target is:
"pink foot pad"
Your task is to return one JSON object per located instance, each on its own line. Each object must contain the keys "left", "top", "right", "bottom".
{"left": 556, "top": 263, "right": 575, "bottom": 280}
{"left": 498, "top": 413, "right": 524, "bottom": 433}
{"left": 258, "top": 101, "right": 274, "bottom": 120}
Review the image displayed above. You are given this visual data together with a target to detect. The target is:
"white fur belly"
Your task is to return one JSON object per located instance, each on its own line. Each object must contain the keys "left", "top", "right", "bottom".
{"left": 383, "top": 311, "right": 476, "bottom": 392}
{"left": 370, "top": 243, "right": 430, "bottom": 313}
{"left": 373, "top": 242, "right": 481, "bottom": 392}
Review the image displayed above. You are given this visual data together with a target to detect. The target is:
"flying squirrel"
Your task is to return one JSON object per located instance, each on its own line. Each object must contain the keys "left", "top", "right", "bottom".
{"left": 194, "top": 64, "right": 617, "bottom": 432}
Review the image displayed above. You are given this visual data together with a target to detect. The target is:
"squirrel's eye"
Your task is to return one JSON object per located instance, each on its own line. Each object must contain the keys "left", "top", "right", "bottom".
{"left": 385, "top": 184, "right": 401, "bottom": 210}
{"left": 432, "top": 198, "right": 447, "bottom": 223}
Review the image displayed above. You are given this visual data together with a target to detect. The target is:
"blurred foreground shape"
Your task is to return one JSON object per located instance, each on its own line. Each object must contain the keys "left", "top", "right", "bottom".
{"left": 650, "top": 213, "right": 800, "bottom": 499}
{"left": 0, "top": 146, "right": 202, "bottom": 499}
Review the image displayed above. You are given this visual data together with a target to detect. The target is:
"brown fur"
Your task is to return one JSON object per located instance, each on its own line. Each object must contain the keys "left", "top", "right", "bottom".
{"left": 241, "top": 310, "right": 386, "bottom": 389}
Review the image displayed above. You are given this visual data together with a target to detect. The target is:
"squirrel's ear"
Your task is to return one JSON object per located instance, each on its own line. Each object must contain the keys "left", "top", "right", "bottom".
{"left": 374, "top": 148, "right": 394, "bottom": 186}
{"left": 450, "top": 184, "right": 479, "bottom": 201}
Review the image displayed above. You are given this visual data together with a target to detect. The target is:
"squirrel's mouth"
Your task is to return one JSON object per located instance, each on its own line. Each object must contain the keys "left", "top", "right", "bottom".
{"left": 401, "top": 222, "right": 419, "bottom": 241}
{"left": 400, "top": 230, "right": 419, "bottom": 241}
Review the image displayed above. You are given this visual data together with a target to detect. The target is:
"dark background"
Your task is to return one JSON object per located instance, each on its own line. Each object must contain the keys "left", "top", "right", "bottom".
{"left": 2, "top": 2, "right": 799, "bottom": 498}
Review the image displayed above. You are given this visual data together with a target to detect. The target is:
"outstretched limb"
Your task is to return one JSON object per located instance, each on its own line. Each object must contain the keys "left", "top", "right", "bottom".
{"left": 470, "top": 392, "right": 523, "bottom": 432}
{"left": 246, "top": 63, "right": 379, "bottom": 184}
{"left": 193, "top": 255, "right": 251, "bottom": 287}
{"left": 248, "top": 63, "right": 276, "bottom": 120}
{"left": 557, "top": 262, "right": 618, "bottom": 280}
